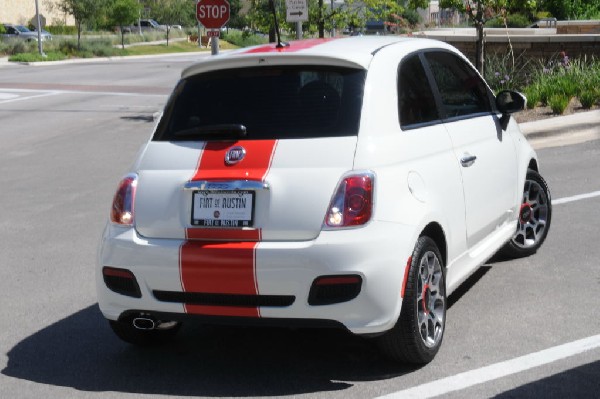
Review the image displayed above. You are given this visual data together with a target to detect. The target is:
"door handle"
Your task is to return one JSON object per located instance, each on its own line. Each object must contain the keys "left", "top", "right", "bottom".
{"left": 460, "top": 154, "right": 477, "bottom": 167}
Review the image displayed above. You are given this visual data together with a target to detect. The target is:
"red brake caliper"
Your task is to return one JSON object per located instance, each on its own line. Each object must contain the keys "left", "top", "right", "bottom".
{"left": 422, "top": 284, "right": 429, "bottom": 315}
{"left": 519, "top": 202, "right": 533, "bottom": 224}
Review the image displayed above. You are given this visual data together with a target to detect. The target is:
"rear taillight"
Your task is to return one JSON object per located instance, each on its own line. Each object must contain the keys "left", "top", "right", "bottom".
{"left": 324, "top": 172, "right": 374, "bottom": 228}
{"left": 110, "top": 173, "right": 137, "bottom": 226}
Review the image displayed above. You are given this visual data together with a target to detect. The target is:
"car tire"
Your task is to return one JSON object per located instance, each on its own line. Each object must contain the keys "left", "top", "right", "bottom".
{"left": 109, "top": 318, "right": 181, "bottom": 346}
{"left": 377, "top": 236, "right": 446, "bottom": 364}
{"left": 501, "top": 169, "right": 551, "bottom": 258}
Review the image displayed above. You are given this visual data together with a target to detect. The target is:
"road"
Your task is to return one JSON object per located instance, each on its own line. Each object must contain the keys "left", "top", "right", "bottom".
{"left": 0, "top": 55, "right": 599, "bottom": 399}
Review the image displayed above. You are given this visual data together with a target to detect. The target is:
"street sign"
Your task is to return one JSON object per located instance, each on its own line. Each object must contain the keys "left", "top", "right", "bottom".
{"left": 207, "top": 29, "right": 220, "bottom": 37}
{"left": 286, "top": 0, "right": 308, "bottom": 22}
{"left": 30, "top": 14, "right": 46, "bottom": 29}
{"left": 196, "top": 0, "right": 230, "bottom": 30}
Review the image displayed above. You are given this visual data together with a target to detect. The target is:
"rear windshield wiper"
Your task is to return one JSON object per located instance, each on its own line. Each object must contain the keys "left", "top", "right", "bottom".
{"left": 171, "top": 124, "right": 247, "bottom": 140}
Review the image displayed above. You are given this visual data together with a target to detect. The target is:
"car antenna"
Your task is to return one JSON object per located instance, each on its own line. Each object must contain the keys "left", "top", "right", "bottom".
{"left": 268, "top": 0, "right": 289, "bottom": 48}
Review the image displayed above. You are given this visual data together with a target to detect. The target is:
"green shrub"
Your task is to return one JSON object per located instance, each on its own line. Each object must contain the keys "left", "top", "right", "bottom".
{"left": 486, "top": 13, "right": 531, "bottom": 28}
{"left": 523, "top": 86, "right": 541, "bottom": 109}
{"left": 46, "top": 25, "right": 78, "bottom": 35}
{"left": 401, "top": 9, "right": 421, "bottom": 27}
{"left": 221, "top": 30, "right": 268, "bottom": 47}
{"left": 484, "top": 51, "right": 533, "bottom": 93}
{"left": 536, "top": 12, "right": 553, "bottom": 19}
{"left": 85, "top": 40, "right": 120, "bottom": 57}
{"left": 57, "top": 39, "right": 80, "bottom": 55}
{"left": 519, "top": 55, "right": 600, "bottom": 110}
{"left": 0, "top": 39, "right": 36, "bottom": 55}
{"left": 556, "top": 76, "right": 579, "bottom": 98}
{"left": 580, "top": 89, "right": 599, "bottom": 109}
{"left": 54, "top": 37, "right": 118, "bottom": 57}
{"left": 548, "top": 94, "right": 570, "bottom": 114}
{"left": 8, "top": 51, "right": 67, "bottom": 62}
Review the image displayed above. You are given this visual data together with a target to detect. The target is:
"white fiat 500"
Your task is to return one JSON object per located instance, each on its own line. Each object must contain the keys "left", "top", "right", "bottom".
{"left": 97, "top": 36, "right": 551, "bottom": 364}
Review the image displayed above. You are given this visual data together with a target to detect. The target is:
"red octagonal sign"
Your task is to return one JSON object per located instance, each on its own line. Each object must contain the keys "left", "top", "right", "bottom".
{"left": 196, "top": 0, "right": 230, "bottom": 30}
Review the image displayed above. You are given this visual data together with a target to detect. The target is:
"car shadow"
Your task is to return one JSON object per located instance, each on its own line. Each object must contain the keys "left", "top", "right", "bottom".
{"left": 120, "top": 115, "right": 155, "bottom": 123}
{"left": 493, "top": 360, "right": 600, "bottom": 398}
{"left": 2, "top": 304, "right": 419, "bottom": 396}
{"left": 448, "top": 264, "right": 492, "bottom": 309}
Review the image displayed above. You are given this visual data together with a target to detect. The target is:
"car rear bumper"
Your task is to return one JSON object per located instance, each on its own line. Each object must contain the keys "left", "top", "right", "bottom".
{"left": 97, "top": 221, "right": 416, "bottom": 335}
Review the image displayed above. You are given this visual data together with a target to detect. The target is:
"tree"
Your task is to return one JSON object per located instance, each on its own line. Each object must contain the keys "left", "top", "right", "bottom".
{"left": 54, "top": 0, "right": 109, "bottom": 50}
{"left": 440, "top": 1, "right": 504, "bottom": 73}
{"left": 440, "top": 1, "right": 543, "bottom": 73}
{"left": 247, "top": 0, "right": 275, "bottom": 41}
{"left": 108, "top": 0, "right": 141, "bottom": 49}
{"left": 228, "top": 0, "right": 248, "bottom": 30}
{"left": 248, "top": 0, "right": 405, "bottom": 41}
{"left": 406, "top": 0, "right": 430, "bottom": 10}
{"left": 337, "top": 0, "right": 404, "bottom": 36}
{"left": 540, "top": 0, "right": 600, "bottom": 20}
{"left": 152, "top": 0, "right": 195, "bottom": 46}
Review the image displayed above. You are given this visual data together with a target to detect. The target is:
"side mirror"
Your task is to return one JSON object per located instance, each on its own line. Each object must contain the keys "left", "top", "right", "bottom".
{"left": 496, "top": 90, "right": 526, "bottom": 115}
{"left": 496, "top": 90, "right": 526, "bottom": 131}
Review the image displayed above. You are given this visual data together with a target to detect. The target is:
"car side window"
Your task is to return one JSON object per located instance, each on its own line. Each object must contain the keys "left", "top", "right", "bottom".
{"left": 424, "top": 51, "right": 492, "bottom": 118}
{"left": 398, "top": 54, "right": 440, "bottom": 128}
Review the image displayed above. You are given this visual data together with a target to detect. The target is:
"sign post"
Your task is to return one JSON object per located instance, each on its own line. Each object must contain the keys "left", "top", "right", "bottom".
{"left": 196, "top": 0, "right": 230, "bottom": 55}
{"left": 33, "top": 0, "right": 45, "bottom": 56}
{"left": 285, "top": 0, "right": 308, "bottom": 40}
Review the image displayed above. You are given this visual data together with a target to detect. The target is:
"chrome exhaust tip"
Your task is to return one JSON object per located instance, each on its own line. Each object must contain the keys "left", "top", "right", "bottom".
{"left": 132, "top": 317, "right": 156, "bottom": 330}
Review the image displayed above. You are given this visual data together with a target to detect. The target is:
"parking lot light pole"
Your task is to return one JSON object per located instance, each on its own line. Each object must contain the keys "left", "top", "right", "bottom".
{"left": 34, "top": 0, "right": 45, "bottom": 56}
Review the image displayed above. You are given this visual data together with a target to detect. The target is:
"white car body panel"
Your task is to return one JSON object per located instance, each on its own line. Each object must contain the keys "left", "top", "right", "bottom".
{"left": 444, "top": 115, "right": 519, "bottom": 246}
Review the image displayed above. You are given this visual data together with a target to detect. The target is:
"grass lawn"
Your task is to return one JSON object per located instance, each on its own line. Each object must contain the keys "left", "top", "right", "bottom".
{"left": 118, "top": 40, "right": 238, "bottom": 55}
{"left": 5, "top": 39, "right": 239, "bottom": 62}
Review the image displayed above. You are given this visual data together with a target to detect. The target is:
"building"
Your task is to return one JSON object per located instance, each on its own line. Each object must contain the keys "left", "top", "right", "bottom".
{"left": 0, "top": 0, "right": 74, "bottom": 27}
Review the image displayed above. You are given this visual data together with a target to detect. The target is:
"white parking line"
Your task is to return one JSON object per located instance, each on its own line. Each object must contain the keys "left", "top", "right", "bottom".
{"left": 0, "top": 91, "right": 61, "bottom": 105}
{"left": 0, "top": 88, "right": 166, "bottom": 103}
{"left": 553, "top": 190, "right": 600, "bottom": 205}
{"left": 0, "top": 93, "right": 19, "bottom": 100}
{"left": 376, "top": 334, "right": 600, "bottom": 399}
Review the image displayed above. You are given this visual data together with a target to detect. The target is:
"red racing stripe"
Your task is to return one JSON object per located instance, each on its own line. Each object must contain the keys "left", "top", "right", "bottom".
{"left": 244, "top": 38, "right": 338, "bottom": 54}
{"left": 188, "top": 140, "right": 277, "bottom": 183}
{"left": 180, "top": 140, "right": 277, "bottom": 317}
{"left": 180, "top": 241, "right": 260, "bottom": 317}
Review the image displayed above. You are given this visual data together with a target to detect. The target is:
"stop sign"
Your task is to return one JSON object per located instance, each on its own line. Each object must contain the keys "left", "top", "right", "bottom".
{"left": 196, "top": 0, "right": 230, "bottom": 30}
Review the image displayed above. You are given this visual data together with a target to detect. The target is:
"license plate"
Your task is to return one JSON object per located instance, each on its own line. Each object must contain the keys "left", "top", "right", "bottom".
{"left": 191, "top": 190, "right": 255, "bottom": 228}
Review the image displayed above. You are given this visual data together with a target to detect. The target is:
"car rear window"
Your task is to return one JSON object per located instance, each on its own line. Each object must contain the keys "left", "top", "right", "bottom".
{"left": 153, "top": 65, "right": 366, "bottom": 141}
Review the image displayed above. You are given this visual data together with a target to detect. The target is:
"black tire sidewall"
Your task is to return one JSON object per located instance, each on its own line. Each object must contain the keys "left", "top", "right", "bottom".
{"left": 506, "top": 169, "right": 552, "bottom": 257}
{"left": 398, "top": 236, "right": 446, "bottom": 363}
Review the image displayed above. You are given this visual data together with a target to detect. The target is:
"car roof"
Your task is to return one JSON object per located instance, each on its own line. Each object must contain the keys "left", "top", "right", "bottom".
{"left": 181, "top": 36, "right": 457, "bottom": 78}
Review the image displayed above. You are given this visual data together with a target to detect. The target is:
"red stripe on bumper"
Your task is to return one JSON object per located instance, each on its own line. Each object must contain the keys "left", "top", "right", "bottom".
{"left": 180, "top": 241, "right": 260, "bottom": 317}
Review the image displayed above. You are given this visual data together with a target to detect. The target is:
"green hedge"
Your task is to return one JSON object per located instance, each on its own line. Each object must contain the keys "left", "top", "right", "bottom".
{"left": 46, "top": 25, "right": 78, "bottom": 35}
{"left": 485, "top": 14, "right": 531, "bottom": 28}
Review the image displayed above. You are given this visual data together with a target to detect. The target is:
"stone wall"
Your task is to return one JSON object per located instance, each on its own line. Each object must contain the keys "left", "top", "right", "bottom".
{"left": 0, "top": 0, "right": 75, "bottom": 27}
{"left": 450, "top": 35, "right": 600, "bottom": 62}
{"left": 420, "top": 29, "right": 600, "bottom": 64}
{"left": 557, "top": 20, "right": 600, "bottom": 35}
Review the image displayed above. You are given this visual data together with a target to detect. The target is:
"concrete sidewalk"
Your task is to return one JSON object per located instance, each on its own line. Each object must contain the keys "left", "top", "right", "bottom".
{"left": 519, "top": 109, "right": 600, "bottom": 148}
{"left": 519, "top": 109, "right": 600, "bottom": 137}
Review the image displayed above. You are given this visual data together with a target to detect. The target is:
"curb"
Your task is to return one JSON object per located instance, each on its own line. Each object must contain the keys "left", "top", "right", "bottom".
{"left": 519, "top": 110, "right": 600, "bottom": 138}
